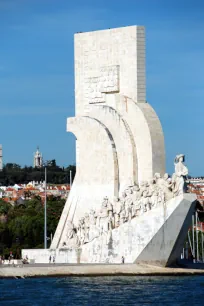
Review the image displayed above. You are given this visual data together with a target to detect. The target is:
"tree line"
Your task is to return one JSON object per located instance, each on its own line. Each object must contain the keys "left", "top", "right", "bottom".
{"left": 0, "top": 197, "right": 65, "bottom": 258}
{"left": 0, "top": 160, "right": 76, "bottom": 186}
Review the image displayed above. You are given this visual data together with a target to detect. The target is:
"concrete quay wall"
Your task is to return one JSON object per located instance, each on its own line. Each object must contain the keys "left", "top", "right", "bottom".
{"left": 1, "top": 264, "right": 204, "bottom": 279}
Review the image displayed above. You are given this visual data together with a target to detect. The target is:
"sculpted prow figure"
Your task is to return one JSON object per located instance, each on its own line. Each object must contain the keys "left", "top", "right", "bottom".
{"left": 173, "top": 154, "right": 188, "bottom": 196}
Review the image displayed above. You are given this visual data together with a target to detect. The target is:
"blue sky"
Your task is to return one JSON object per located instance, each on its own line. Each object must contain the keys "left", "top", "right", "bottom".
{"left": 0, "top": 0, "right": 203, "bottom": 176}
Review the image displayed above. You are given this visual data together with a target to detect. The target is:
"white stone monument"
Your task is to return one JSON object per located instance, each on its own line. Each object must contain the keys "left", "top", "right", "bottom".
{"left": 22, "top": 26, "right": 196, "bottom": 266}
{"left": 51, "top": 25, "right": 165, "bottom": 246}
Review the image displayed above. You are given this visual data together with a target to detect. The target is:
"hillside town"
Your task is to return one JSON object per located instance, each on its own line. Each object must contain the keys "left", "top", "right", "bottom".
{"left": 187, "top": 178, "right": 204, "bottom": 204}
{"left": 0, "top": 146, "right": 72, "bottom": 205}
{"left": 0, "top": 181, "right": 70, "bottom": 205}
{"left": 0, "top": 145, "right": 203, "bottom": 206}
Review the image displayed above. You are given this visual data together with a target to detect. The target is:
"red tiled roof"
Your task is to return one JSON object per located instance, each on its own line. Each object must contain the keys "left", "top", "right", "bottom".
{"left": 6, "top": 188, "right": 14, "bottom": 191}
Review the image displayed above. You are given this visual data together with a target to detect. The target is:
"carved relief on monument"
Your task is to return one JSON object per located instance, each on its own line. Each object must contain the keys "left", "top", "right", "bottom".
{"left": 84, "top": 77, "right": 105, "bottom": 104}
{"left": 61, "top": 155, "right": 188, "bottom": 249}
{"left": 84, "top": 65, "right": 120, "bottom": 104}
{"left": 99, "top": 65, "right": 120, "bottom": 93}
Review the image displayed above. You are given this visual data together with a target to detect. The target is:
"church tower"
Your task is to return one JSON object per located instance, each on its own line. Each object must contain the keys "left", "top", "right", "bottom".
{"left": 33, "top": 146, "right": 43, "bottom": 168}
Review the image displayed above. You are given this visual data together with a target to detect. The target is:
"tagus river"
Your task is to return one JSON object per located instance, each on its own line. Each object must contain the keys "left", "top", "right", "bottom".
{"left": 1, "top": 276, "right": 204, "bottom": 305}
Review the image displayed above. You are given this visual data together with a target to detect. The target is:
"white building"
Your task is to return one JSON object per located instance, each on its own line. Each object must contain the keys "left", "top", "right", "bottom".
{"left": 33, "top": 147, "right": 43, "bottom": 168}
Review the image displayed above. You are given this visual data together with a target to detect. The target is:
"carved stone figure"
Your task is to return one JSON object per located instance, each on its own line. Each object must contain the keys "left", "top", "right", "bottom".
{"left": 66, "top": 221, "right": 75, "bottom": 239}
{"left": 131, "top": 185, "right": 140, "bottom": 200}
{"left": 148, "top": 179, "right": 157, "bottom": 196}
{"left": 98, "top": 197, "right": 109, "bottom": 234}
{"left": 158, "top": 188, "right": 165, "bottom": 206}
{"left": 132, "top": 185, "right": 141, "bottom": 217}
{"left": 64, "top": 220, "right": 79, "bottom": 248}
{"left": 151, "top": 190, "right": 159, "bottom": 207}
{"left": 108, "top": 210, "right": 114, "bottom": 231}
{"left": 120, "top": 209, "right": 126, "bottom": 225}
{"left": 88, "top": 209, "right": 99, "bottom": 242}
{"left": 84, "top": 213, "right": 90, "bottom": 243}
{"left": 113, "top": 197, "right": 123, "bottom": 227}
{"left": 89, "top": 209, "right": 96, "bottom": 225}
{"left": 77, "top": 217, "right": 86, "bottom": 245}
{"left": 124, "top": 188, "right": 133, "bottom": 221}
{"left": 161, "top": 173, "right": 174, "bottom": 202}
{"left": 146, "top": 179, "right": 156, "bottom": 206}
{"left": 140, "top": 190, "right": 150, "bottom": 213}
{"left": 171, "top": 173, "right": 177, "bottom": 196}
{"left": 107, "top": 200, "right": 114, "bottom": 230}
{"left": 120, "top": 192, "right": 127, "bottom": 205}
{"left": 139, "top": 181, "right": 149, "bottom": 198}
{"left": 154, "top": 173, "right": 164, "bottom": 188}
{"left": 173, "top": 154, "right": 188, "bottom": 196}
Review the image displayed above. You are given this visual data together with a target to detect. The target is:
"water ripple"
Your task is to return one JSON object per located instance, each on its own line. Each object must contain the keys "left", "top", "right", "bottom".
{"left": 0, "top": 276, "right": 204, "bottom": 306}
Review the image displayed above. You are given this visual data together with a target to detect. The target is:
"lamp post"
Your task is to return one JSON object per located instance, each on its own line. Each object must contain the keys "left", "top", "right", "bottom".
{"left": 44, "top": 166, "right": 47, "bottom": 249}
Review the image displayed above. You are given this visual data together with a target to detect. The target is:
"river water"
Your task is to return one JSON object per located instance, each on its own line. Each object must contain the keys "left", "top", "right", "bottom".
{"left": 0, "top": 276, "right": 204, "bottom": 305}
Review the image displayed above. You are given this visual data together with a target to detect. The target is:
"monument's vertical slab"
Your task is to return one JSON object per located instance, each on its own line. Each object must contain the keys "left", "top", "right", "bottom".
{"left": 136, "top": 27, "right": 146, "bottom": 103}
{"left": 74, "top": 26, "right": 146, "bottom": 116}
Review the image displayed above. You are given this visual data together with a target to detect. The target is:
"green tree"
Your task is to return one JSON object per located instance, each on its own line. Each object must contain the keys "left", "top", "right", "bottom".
{"left": 0, "top": 200, "right": 10, "bottom": 214}
{"left": 0, "top": 162, "right": 76, "bottom": 186}
{"left": 4, "top": 163, "right": 21, "bottom": 171}
{"left": 0, "top": 197, "right": 65, "bottom": 257}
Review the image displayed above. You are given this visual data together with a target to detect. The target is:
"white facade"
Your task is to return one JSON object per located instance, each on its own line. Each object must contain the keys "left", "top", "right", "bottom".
{"left": 33, "top": 147, "right": 43, "bottom": 168}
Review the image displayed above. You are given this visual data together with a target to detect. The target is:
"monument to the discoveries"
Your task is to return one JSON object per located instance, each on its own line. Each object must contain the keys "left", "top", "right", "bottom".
{"left": 23, "top": 26, "right": 196, "bottom": 266}
{"left": 52, "top": 25, "right": 165, "bottom": 242}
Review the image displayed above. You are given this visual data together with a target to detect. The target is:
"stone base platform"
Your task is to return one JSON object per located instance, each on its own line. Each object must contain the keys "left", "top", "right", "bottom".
{"left": 22, "top": 194, "right": 196, "bottom": 266}
{"left": 1, "top": 264, "right": 204, "bottom": 279}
